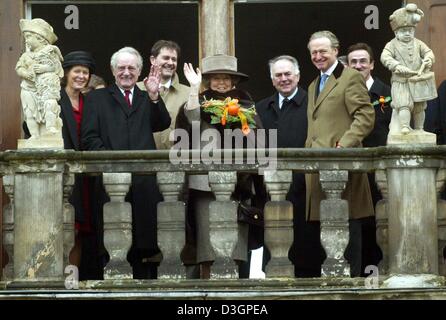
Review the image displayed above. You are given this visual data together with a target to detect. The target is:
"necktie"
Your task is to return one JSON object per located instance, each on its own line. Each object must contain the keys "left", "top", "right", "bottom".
{"left": 281, "top": 98, "right": 291, "bottom": 109}
{"left": 124, "top": 89, "right": 132, "bottom": 107}
{"left": 318, "top": 74, "right": 329, "bottom": 95}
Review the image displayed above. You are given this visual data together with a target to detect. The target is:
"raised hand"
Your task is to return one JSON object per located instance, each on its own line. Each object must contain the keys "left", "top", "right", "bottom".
{"left": 183, "top": 63, "right": 201, "bottom": 89}
{"left": 144, "top": 64, "right": 161, "bottom": 101}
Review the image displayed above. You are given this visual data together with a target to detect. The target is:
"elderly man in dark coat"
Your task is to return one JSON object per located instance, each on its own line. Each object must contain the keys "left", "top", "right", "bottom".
{"left": 82, "top": 47, "right": 171, "bottom": 279}
{"left": 256, "top": 55, "right": 325, "bottom": 277}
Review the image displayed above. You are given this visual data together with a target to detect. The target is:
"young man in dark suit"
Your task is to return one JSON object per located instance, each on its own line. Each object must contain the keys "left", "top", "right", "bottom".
{"left": 347, "top": 42, "right": 390, "bottom": 275}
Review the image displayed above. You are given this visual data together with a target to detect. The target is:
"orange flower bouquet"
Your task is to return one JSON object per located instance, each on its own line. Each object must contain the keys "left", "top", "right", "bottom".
{"left": 201, "top": 97, "right": 257, "bottom": 135}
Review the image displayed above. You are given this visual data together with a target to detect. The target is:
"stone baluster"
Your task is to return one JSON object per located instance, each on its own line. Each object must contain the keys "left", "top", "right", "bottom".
{"left": 208, "top": 171, "right": 238, "bottom": 279}
{"left": 2, "top": 175, "right": 14, "bottom": 280}
{"left": 263, "top": 170, "right": 293, "bottom": 278}
{"left": 13, "top": 160, "right": 65, "bottom": 281}
{"left": 319, "top": 170, "right": 350, "bottom": 277}
{"left": 62, "top": 173, "right": 75, "bottom": 268}
{"left": 156, "top": 171, "right": 186, "bottom": 279}
{"left": 436, "top": 169, "right": 446, "bottom": 276}
{"left": 375, "top": 170, "right": 389, "bottom": 275}
{"left": 102, "top": 173, "right": 132, "bottom": 279}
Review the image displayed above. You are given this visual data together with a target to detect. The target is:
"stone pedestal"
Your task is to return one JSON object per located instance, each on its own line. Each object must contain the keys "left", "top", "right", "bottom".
{"left": 436, "top": 169, "right": 446, "bottom": 276}
{"left": 13, "top": 161, "right": 65, "bottom": 281}
{"left": 263, "top": 170, "right": 293, "bottom": 278}
{"left": 375, "top": 170, "right": 389, "bottom": 275}
{"left": 156, "top": 172, "right": 186, "bottom": 279}
{"left": 102, "top": 173, "right": 132, "bottom": 279}
{"left": 17, "top": 137, "right": 64, "bottom": 149}
{"left": 319, "top": 170, "right": 350, "bottom": 277}
{"left": 2, "top": 175, "right": 14, "bottom": 280}
{"left": 209, "top": 171, "right": 238, "bottom": 279}
{"left": 387, "top": 130, "right": 436, "bottom": 145}
{"left": 387, "top": 166, "right": 438, "bottom": 275}
{"left": 62, "top": 173, "right": 75, "bottom": 268}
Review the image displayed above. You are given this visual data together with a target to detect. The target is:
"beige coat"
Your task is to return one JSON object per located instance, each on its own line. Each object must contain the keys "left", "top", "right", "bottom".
{"left": 305, "top": 62, "right": 375, "bottom": 221}
{"left": 137, "top": 73, "right": 190, "bottom": 149}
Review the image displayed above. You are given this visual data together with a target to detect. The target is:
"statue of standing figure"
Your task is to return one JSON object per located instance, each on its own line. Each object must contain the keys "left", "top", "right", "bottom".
{"left": 381, "top": 3, "right": 437, "bottom": 136}
{"left": 15, "top": 18, "right": 64, "bottom": 142}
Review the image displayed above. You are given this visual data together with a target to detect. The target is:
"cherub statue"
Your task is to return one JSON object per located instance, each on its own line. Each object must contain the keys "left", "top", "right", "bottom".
{"left": 381, "top": 3, "right": 437, "bottom": 135}
{"left": 15, "top": 18, "right": 64, "bottom": 140}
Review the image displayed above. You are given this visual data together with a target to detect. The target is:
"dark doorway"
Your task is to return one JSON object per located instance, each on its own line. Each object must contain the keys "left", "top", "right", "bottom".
{"left": 30, "top": 2, "right": 199, "bottom": 86}
{"left": 235, "top": 0, "right": 402, "bottom": 101}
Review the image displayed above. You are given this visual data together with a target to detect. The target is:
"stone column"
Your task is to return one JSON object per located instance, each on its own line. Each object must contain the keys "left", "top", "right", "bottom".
{"left": 436, "top": 169, "right": 446, "bottom": 276}
{"left": 156, "top": 171, "right": 186, "bottom": 279}
{"left": 102, "top": 173, "right": 132, "bottom": 279}
{"left": 387, "top": 165, "right": 438, "bottom": 275}
{"left": 2, "top": 175, "right": 14, "bottom": 280}
{"left": 62, "top": 173, "right": 75, "bottom": 268}
{"left": 375, "top": 170, "right": 389, "bottom": 275}
{"left": 13, "top": 160, "right": 65, "bottom": 281}
{"left": 263, "top": 170, "right": 293, "bottom": 278}
{"left": 201, "top": 0, "right": 231, "bottom": 57}
{"left": 319, "top": 170, "right": 350, "bottom": 277}
{"left": 208, "top": 171, "right": 238, "bottom": 279}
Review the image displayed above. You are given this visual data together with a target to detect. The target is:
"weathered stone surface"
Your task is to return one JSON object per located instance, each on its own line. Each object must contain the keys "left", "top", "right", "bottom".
{"left": 201, "top": 0, "right": 230, "bottom": 57}
{"left": 209, "top": 200, "right": 239, "bottom": 279}
{"left": 62, "top": 173, "right": 75, "bottom": 268}
{"left": 375, "top": 170, "right": 389, "bottom": 274}
{"left": 157, "top": 202, "right": 186, "bottom": 279}
{"left": 156, "top": 172, "right": 185, "bottom": 202}
{"left": 319, "top": 170, "right": 350, "bottom": 277}
{"left": 2, "top": 175, "right": 14, "bottom": 280}
{"left": 102, "top": 173, "right": 132, "bottom": 279}
{"left": 14, "top": 172, "right": 64, "bottom": 280}
{"left": 209, "top": 171, "right": 236, "bottom": 201}
{"left": 264, "top": 201, "right": 293, "bottom": 278}
{"left": 387, "top": 131, "right": 437, "bottom": 145}
{"left": 388, "top": 168, "right": 438, "bottom": 275}
{"left": 264, "top": 170, "right": 292, "bottom": 201}
{"left": 157, "top": 171, "right": 186, "bottom": 279}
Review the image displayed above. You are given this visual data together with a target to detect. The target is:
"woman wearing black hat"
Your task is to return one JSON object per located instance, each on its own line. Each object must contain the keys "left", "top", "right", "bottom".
{"left": 60, "top": 51, "right": 105, "bottom": 280}
{"left": 176, "top": 55, "right": 266, "bottom": 279}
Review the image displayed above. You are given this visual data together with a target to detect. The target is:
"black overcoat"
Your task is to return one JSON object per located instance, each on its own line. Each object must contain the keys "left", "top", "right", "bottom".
{"left": 256, "top": 88, "right": 324, "bottom": 271}
{"left": 81, "top": 84, "right": 171, "bottom": 257}
{"left": 363, "top": 78, "right": 392, "bottom": 148}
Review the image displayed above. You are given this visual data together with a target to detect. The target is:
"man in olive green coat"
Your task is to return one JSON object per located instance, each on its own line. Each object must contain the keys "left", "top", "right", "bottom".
{"left": 305, "top": 30, "right": 375, "bottom": 276}
{"left": 137, "top": 40, "right": 190, "bottom": 149}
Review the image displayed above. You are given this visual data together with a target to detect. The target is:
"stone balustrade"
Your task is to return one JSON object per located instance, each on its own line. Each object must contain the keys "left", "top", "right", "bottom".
{"left": 0, "top": 147, "right": 445, "bottom": 287}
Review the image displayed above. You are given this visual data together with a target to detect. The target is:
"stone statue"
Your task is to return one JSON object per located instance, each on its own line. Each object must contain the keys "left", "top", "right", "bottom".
{"left": 15, "top": 18, "right": 64, "bottom": 147}
{"left": 381, "top": 3, "right": 437, "bottom": 138}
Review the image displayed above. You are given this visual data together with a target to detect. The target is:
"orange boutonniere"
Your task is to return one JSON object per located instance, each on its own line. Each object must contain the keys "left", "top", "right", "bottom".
{"left": 202, "top": 97, "right": 257, "bottom": 135}
{"left": 372, "top": 96, "right": 392, "bottom": 113}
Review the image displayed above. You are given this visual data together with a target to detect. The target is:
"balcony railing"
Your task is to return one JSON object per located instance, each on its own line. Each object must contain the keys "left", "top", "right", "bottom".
{"left": 1, "top": 147, "right": 446, "bottom": 292}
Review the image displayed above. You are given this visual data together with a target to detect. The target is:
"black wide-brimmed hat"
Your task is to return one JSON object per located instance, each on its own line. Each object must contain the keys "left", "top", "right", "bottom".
{"left": 62, "top": 51, "right": 96, "bottom": 74}
{"left": 201, "top": 54, "right": 249, "bottom": 82}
